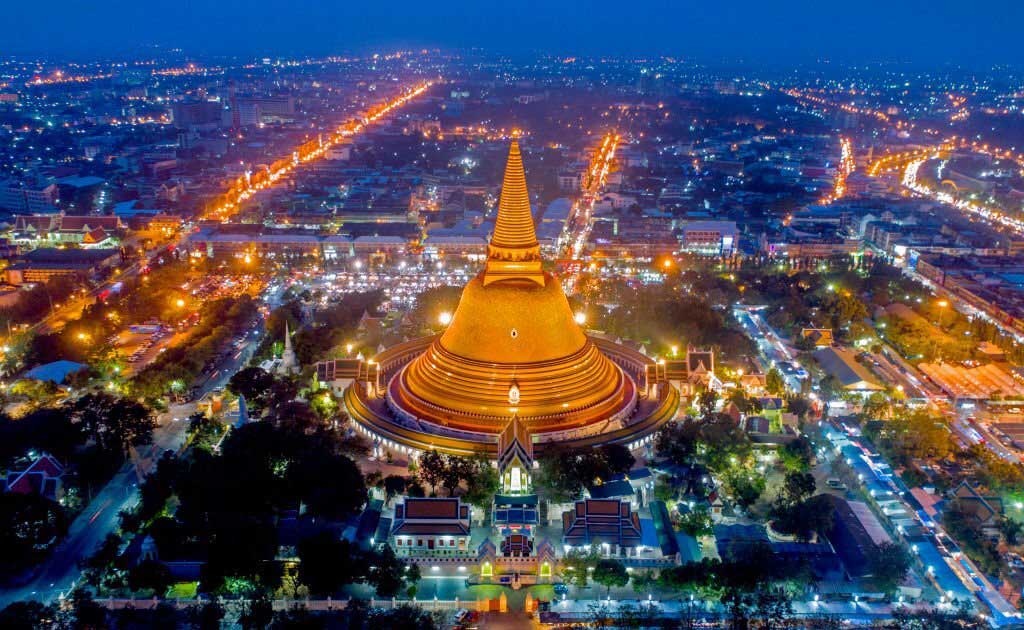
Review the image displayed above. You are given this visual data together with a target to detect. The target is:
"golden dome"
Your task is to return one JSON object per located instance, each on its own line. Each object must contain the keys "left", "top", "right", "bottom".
{"left": 389, "top": 141, "right": 633, "bottom": 434}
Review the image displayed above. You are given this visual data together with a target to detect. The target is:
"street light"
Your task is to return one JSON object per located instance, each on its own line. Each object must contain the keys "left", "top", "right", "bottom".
{"left": 937, "top": 299, "right": 950, "bottom": 327}
{"left": 439, "top": 311, "right": 452, "bottom": 326}
{"left": 574, "top": 312, "right": 586, "bottom": 325}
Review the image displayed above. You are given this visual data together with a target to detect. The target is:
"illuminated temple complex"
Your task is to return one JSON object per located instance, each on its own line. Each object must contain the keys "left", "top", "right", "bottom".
{"left": 344, "top": 140, "right": 678, "bottom": 457}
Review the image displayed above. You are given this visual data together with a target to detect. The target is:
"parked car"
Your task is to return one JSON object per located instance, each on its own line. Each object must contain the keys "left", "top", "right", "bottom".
{"left": 826, "top": 478, "right": 847, "bottom": 490}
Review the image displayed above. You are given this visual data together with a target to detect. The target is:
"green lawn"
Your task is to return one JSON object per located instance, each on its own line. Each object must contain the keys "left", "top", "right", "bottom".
{"left": 166, "top": 582, "right": 198, "bottom": 599}
{"left": 466, "top": 584, "right": 505, "bottom": 599}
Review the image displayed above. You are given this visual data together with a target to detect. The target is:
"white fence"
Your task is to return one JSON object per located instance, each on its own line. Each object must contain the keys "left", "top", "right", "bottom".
{"left": 95, "top": 596, "right": 464, "bottom": 613}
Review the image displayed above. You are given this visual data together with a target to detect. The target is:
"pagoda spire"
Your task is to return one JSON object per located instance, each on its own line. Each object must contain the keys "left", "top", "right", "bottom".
{"left": 278, "top": 320, "right": 297, "bottom": 375}
{"left": 483, "top": 139, "right": 545, "bottom": 287}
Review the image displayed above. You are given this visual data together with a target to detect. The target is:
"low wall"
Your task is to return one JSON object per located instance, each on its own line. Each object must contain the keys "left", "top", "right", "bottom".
{"left": 94, "top": 596, "right": 463, "bottom": 612}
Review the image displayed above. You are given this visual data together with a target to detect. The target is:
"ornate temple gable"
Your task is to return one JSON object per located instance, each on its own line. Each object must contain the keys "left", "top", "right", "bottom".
{"left": 497, "top": 415, "right": 534, "bottom": 494}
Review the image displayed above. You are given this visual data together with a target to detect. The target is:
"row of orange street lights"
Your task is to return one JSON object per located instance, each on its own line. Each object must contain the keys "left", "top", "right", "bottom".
{"left": 819, "top": 137, "right": 854, "bottom": 204}
{"left": 563, "top": 132, "right": 621, "bottom": 294}
{"left": 902, "top": 153, "right": 1024, "bottom": 236}
{"left": 204, "top": 81, "right": 434, "bottom": 222}
{"left": 784, "top": 87, "right": 1024, "bottom": 175}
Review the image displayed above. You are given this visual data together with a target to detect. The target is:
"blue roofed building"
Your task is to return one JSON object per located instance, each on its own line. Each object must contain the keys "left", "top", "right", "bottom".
{"left": 23, "top": 360, "right": 87, "bottom": 384}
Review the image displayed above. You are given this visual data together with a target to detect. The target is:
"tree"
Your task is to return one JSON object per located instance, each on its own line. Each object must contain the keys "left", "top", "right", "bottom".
{"left": 202, "top": 519, "right": 279, "bottom": 592}
{"left": 438, "top": 454, "right": 471, "bottom": 497}
{"left": 149, "top": 602, "right": 181, "bottom": 630}
{"left": 723, "top": 468, "right": 765, "bottom": 510}
{"left": 67, "top": 393, "right": 155, "bottom": 457}
{"left": 779, "top": 437, "right": 813, "bottom": 472}
{"left": 0, "top": 407, "right": 83, "bottom": 466}
{"left": 677, "top": 505, "right": 713, "bottom": 537}
{"left": 297, "top": 533, "right": 363, "bottom": 596}
{"left": 187, "top": 601, "right": 225, "bottom": 630}
{"left": 561, "top": 549, "right": 600, "bottom": 587}
{"left": 0, "top": 493, "right": 66, "bottom": 573}
{"left": 70, "top": 590, "right": 108, "bottom": 629}
{"left": 697, "top": 389, "right": 718, "bottom": 418}
{"left": 600, "top": 443, "right": 635, "bottom": 474}
{"left": 630, "top": 569, "right": 657, "bottom": 594}
{"left": 722, "top": 587, "right": 753, "bottom": 630}
{"left": 367, "top": 545, "right": 416, "bottom": 597}
{"left": 771, "top": 471, "right": 833, "bottom": 541}
{"left": 862, "top": 392, "right": 893, "bottom": 420}
{"left": 999, "top": 517, "right": 1023, "bottom": 545}
{"left": 287, "top": 449, "right": 367, "bottom": 520}
{"left": 417, "top": 450, "right": 446, "bottom": 495}
{"left": 128, "top": 559, "right": 173, "bottom": 595}
{"left": 765, "top": 368, "right": 785, "bottom": 395}
{"left": 867, "top": 541, "right": 911, "bottom": 594}
{"left": 654, "top": 420, "right": 698, "bottom": 466}
{"left": 753, "top": 585, "right": 794, "bottom": 630}
{"left": 270, "top": 606, "right": 322, "bottom": 629}
{"left": 382, "top": 475, "right": 407, "bottom": 504}
{"left": 0, "top": 601, "right": 58, "bottom": 630}
{"left": 699, "top": 414, "right": 753, "bottom": 473}
{"left": 535, "top": 446, "right": 616, "bottom": 503}
{"left": 878, "top": 411, "right": 954, "bottom": 463}
{"left": 373, "top": 605, "right": 439, "bottom": 630}
{"left": 227, "top": 367, "right": 275, "bottom": 410}
{"left": 239, "top": 594, "right": 274, "bottom": 630}
{"left": 271, "top": 400, "right": 321, "bottom": 434}
{"left": 592, "top": 558, "right": 629, "bottom": 595}
{"left": 772, "top": 494, "right": 835, "bottom": 542}
{"left": 463, "top": 456, "right": 499, "bottom": 512}
{"left": 780, "top": 470, "right": 816, "bottom": 505}
{"left": 891, "top": 604, "right": 985, "bottom": 629}
{"left": 787, "top": 396, "right": 812, "bottom": 422}
{"left": 653, "top": 478, "right": 675, "bottom": 503}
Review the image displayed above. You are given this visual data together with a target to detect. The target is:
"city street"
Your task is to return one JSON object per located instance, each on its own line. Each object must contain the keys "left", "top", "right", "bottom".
{"left": 0, "top": 405, "right": 193, "bottom": 609}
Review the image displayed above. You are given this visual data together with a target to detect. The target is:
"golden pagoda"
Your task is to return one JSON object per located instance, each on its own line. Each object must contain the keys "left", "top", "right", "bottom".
{"left": 389, "top": 140, "right": 634, "bottom": 434}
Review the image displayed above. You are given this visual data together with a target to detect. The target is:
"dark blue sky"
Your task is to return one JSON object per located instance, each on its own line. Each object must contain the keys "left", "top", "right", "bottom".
{"left": 7, "top": 0, "right": 1023, "bottom": 66}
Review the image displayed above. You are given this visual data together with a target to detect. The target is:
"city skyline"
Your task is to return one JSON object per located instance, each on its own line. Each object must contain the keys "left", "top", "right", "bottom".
{"left": 2, "top": 23, "right": 1024, "bottom": 629}
{"left": 3, "top": 0, "right": 1024, "bottom": 66}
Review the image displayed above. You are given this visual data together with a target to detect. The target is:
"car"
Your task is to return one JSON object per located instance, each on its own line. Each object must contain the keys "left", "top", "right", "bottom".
{"left": 453, "top": 610, "right": 480, "bottom": 630}
{"left": 826, "top": 478, "right": 847, "bottom": 490}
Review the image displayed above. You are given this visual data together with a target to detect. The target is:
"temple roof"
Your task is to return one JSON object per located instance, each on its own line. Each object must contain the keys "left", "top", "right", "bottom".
{"left": 497, "top": 414, "right": 534, "bottom": 473}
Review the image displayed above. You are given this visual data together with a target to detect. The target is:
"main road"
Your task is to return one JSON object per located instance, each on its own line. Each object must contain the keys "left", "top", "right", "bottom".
{"left": 0, "top": 405, "right": 191, "bottom": 609}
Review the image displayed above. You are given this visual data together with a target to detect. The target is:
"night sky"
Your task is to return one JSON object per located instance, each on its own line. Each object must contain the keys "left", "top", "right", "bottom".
{"left": 7, "top": 0, "right": 1023, "bottom": 65}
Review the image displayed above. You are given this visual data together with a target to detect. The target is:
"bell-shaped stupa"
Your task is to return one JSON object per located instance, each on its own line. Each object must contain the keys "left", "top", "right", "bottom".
{"left": 389, "top": 140, "right": 633, "bottom": 434}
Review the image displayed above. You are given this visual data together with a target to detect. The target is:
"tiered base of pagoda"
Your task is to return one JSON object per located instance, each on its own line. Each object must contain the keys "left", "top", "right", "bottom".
{"left": 343, "top": 336, "right": 679, "bottom": 457}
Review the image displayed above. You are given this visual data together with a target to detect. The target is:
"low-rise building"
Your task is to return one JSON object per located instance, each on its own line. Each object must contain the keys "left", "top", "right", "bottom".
{"left": 4, "top": 247, "right": 121, "bottom": 284}
{"left": 562, "top": 498, "right": 643, "bottom": 557}
{"left": 3, "top": 453, "right": 66, "bottom": 502}
{"left": 813, "top": 347, "right": 884, "bottom": 394}
{"left": 390, "top": 497, "right": 472, "bottom": 557}
{"left": 679, "top": 220, "right": 738, "bottom": 256}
